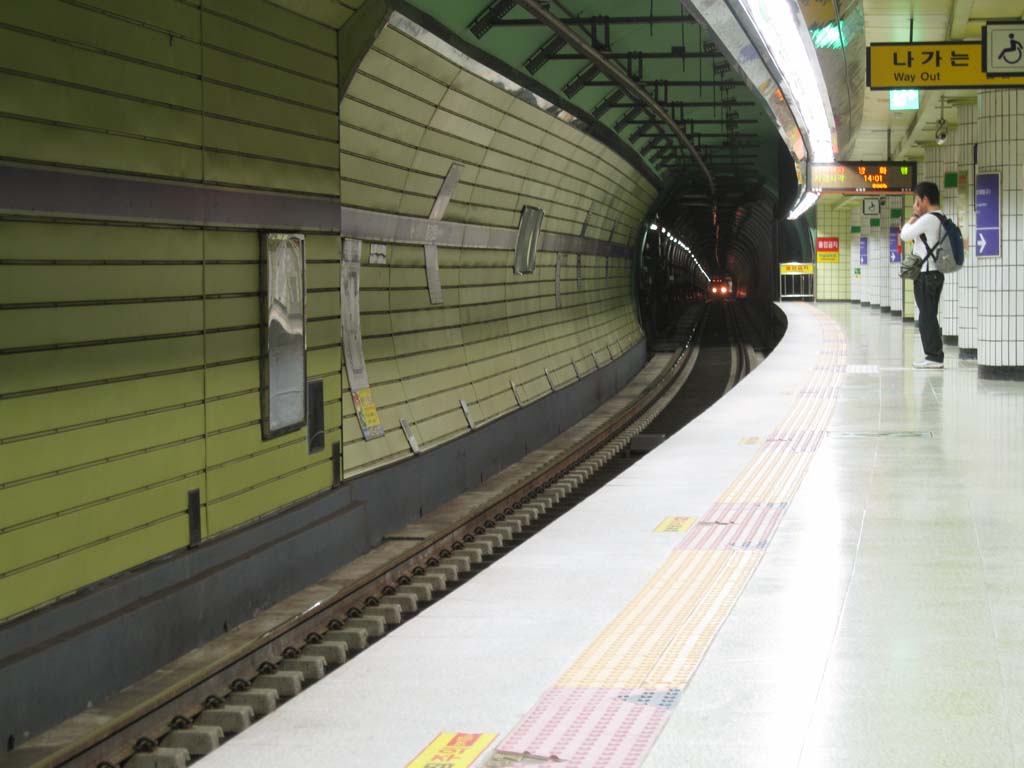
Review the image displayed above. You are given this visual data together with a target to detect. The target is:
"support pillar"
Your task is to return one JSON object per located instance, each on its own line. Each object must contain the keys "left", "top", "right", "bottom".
{"left": 976, "top": 90, "right": 1024, "bottom": 379}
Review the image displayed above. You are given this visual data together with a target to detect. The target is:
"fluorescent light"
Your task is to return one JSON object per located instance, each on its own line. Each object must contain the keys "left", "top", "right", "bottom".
{"left": 734, "top": 0, "right": 834, "bottom": 163}
{"left": 788, "top": 189, "right": 819, "bottom": 220}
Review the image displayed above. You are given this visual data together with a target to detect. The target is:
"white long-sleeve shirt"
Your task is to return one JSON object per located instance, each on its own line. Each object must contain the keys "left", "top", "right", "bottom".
{"left": 900, "top": 210, "right": 944, "bottom": 272}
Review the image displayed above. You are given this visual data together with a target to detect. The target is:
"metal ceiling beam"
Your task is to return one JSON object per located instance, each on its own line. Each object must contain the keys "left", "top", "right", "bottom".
{"left": 524, "top": 33, "right": 566, "bottom": 73}
{"left": 469, "top": 0, "right": 517, "bottom": 38}
{"left": 514, "top": 0, "right": 714, "bottom": 193}
{"left": 589, "top": 78, "right": 745, "bottom": 88}
{"left": 615, "top": 105, "right": 645, "bottom": 132}
{"left": 592, "top": 88, "right": 625, "bottom": 119}
{"left": 493, "top": 14, "right": 694, "bottom": 26}
{"left": 563, "top": 63, "right": 600, "bottom": 97}
{"left": 622, "top": 118, "right": 758, "bottom": 126}
{"left": 549, "top": 50, "right": 723, "bottom": 61}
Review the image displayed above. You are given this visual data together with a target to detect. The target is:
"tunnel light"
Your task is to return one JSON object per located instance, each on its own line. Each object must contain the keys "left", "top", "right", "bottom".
{"left": 650, "top": 222, "right": 659, "bottom": 230}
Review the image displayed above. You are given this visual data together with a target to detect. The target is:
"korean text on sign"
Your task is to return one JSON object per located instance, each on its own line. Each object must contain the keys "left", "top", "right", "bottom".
{"left": 869, "top": 42, "right": 1024, "bottom": 88}
{"left": 405, "top": 732, "right": 497, "bottom": 768}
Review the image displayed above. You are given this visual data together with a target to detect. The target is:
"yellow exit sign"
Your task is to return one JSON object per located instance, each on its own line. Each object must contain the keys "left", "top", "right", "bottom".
{"left": 780, "top": 263, "right": 815, "bottom": 274}
{"left": 869, "top": 42, "right": 1024, "bottom": 88}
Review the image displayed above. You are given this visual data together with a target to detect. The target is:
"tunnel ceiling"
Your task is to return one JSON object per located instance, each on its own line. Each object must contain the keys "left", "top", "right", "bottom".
{"left": 401, "top": 0, "right": 784, "bottom": 206}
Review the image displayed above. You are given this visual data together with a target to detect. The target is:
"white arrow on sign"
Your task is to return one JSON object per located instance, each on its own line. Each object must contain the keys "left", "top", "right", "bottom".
{"left": 978, "top": 231, "right": 987, "bottom": 254}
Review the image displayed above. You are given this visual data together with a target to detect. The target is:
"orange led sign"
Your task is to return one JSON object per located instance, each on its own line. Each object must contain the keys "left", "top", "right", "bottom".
{"left": 810, "top": 161, "right": 917, "bottom": 193}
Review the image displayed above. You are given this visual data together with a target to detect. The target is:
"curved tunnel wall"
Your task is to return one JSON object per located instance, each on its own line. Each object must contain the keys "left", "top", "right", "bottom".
{"left": 0, "top": 3, "right": 655, "bottom": 624}
{"left": 337, "top": 18, "right": 656, "bottom": 475}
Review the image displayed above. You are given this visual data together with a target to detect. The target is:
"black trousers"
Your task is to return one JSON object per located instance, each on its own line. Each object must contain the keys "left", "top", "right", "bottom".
{"left": 914, "top": 270, "right": 945, "bottom": 361}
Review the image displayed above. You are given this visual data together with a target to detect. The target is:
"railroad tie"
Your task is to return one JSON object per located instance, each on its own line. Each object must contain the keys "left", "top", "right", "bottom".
{"left": 325, "top": 627, "right": 368, "bottom": 651}
{"left": 125, "top": 747, "right": 190, "bottom": 768}
{"left": 226, "top": 688, "right": 277, "bottom": 716}
{"left": 196, "top": 705, "right": 253, "bottom": 735}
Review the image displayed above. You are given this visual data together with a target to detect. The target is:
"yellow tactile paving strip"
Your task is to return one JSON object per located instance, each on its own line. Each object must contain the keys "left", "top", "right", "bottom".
{"left": 558, "top": 311, "right": 846, "bottom": 691}
{"left": 495, "top": 306, "right": 847, "bottom": 766}
{"left": 557, "top": 549, "right": 733, "bottom": 688}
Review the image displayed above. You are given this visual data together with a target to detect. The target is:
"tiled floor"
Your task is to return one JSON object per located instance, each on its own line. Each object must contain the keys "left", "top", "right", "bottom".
{"left": 200, "top": 303, "right": 1024, "bottom": 768}
{"left": 646, "top": 303, "right": 1024, "bottom": 768}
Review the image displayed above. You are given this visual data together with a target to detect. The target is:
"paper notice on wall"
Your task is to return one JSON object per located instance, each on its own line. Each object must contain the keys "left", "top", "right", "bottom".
{"left": 352, "top": 387, "right": 384, "bottom": 440}
{"left": 341, "top": 239, "right": 384, "bottom": 440}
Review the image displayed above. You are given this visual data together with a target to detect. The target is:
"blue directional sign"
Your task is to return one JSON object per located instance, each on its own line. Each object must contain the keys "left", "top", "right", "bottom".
{"left": 975, "top": 172, "right": 1000, "bottom": 258}
{"left": 860, "top": 236, "right": 868, "bottom": 265}
{"left": 889, "top": 226, "right": 901, "bottom": 262}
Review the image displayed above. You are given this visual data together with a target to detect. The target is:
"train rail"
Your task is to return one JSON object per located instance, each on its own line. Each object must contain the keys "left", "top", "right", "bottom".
{"left": 4, "top": 301, "right": 771, "bottom": 768}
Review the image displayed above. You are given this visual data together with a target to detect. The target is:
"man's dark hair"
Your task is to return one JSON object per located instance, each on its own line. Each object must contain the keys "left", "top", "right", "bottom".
{"left": 915, "top": 182, "right": 940, "bottom": 206}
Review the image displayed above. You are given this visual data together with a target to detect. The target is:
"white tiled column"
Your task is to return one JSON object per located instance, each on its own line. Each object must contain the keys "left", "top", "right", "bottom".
{"left": 939, "top": 132, "right": 959, "bottom": 343}
{"left": 814, "top": 203, "right": 850, "bottom": 301}
{"left": 850, "top": 211, "right": 864, "bottom": 303}
{"left": 956, "top": 103, "right": 978, "bottom": 356}
{"left": 885, "top": 194, "right": 903, "bottom": 315}
{"left": 976, "top": 90, "right": 1024, "bottom": 378}
{"left": 875, "top": 197, "right": 889, "bottom": 310}
{"left": 859, "top": 212, "right": 872, "bottom": 305}
{"left": 868, "top": 208, "right": 883, "bottom": 306}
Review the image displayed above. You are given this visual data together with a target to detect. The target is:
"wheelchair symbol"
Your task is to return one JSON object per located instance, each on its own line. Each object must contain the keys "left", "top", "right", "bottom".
{"left": 998, "top": 33, "right": 1023, "bottom": 65}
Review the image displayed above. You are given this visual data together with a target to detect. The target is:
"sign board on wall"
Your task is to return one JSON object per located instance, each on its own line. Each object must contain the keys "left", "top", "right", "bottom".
{"left": 975, "top": 172, "right": 1000, "bottom": 258}
{"left": 859, "top": 236, "right": 868, "bottom": 265}
{"left": 811, "top": 162, "right": 916, "bottom": 192}
{"left": 868, "top": 42, "right": 1024, "bottom": 88}
{"left": 889, "top": 226, "right": 902, "bottom": 262}
{"left": 983, "top": 22, "right": 1024, "bottom": 76}
{"left": 816, "top": 236, "right": 840, "bottom": 263}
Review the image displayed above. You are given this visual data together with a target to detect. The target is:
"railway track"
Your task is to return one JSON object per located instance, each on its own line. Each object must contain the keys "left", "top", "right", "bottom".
{"left": 4, "top": 300, "right": 771, "bottom": 768}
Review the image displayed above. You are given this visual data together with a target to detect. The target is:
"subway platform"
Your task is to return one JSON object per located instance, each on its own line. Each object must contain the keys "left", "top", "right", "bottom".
{"left": 200, "top": 302, "right": 1024, "bottom": 768}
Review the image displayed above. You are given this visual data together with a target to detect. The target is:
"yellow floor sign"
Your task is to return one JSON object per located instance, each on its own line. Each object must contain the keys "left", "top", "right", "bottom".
{"left": 654, "top": 516, "right": 696, "bottom": 533}
{"left": 405, "top": 733, "right": 497, "bottom": 768}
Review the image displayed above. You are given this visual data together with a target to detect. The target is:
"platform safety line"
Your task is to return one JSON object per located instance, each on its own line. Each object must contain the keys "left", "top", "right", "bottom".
{"left": 490, "top": 306, "right": 848, "bottom": 767}
{"left": 559, "top": 307, "right": 849, "bottom": 687}
{"left": 713, "top": 347, "right": 844, "bottom": 505}
{"left": 714, "top": 381, "right": 841, "bottom": 504}
{"left": 643, "top": 549, "right": 763, "bottom": 688}
{"left": 556, "top": 549, "right": 731, "bottom": 688}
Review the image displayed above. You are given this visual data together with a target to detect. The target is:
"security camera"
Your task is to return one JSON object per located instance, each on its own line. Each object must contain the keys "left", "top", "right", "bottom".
{"left": 935, "top": 118, "right": 948, "bottom": 146}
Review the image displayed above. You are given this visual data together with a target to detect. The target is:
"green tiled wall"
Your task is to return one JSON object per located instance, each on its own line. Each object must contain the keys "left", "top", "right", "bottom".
{"left": 0, "top": 0, "right": 343, "bottom": 621}
{"left": 0, "top": 3, "right": 654, "bottom": 622}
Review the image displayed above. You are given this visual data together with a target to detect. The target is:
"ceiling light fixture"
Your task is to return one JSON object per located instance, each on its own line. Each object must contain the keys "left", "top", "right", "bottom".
{"left": 731, "top": 0, "right": 834, "bottom": 163}
{"left": 810, "top": 21, "right": 847, "bottom": 50}
{"left": 788, "top": 189, "right": 820, "bottom": 221}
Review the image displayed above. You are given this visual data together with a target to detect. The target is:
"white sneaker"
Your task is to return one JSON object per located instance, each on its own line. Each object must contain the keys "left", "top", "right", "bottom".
{"left": 913, "top": 359, "right": 944, "bottom": 369}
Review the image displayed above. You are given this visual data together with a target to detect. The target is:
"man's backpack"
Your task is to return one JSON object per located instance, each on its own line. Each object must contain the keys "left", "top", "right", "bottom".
{"left": 921, "top": 212, "right": 965, "bottom": 274}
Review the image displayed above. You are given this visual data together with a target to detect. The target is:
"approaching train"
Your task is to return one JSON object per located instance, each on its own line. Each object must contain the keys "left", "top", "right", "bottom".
{"left": 706, "top": 276, "right": 734, "bottom": 301}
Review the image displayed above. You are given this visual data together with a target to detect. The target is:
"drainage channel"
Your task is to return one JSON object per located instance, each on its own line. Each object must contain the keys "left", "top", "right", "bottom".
{"left": 19, "top": 303, "right": 766, "bottom": 768}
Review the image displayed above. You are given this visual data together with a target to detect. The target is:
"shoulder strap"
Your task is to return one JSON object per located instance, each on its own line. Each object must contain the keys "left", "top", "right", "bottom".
{"left": 919, "top": 212, "right": 948, "bottom": 262}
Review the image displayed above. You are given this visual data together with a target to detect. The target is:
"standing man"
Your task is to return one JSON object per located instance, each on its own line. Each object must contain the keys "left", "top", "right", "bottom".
{"left": 900, "top": 181, "right": 945, "bottom": 369}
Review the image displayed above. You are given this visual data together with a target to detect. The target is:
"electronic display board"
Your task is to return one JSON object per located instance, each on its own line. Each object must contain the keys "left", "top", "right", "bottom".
{"left": 810, "top": 162, "right": 917, "bottom": 193}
